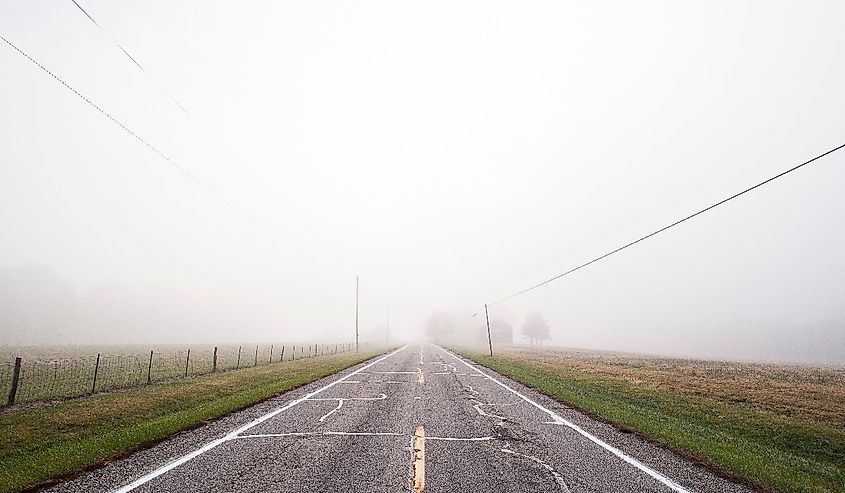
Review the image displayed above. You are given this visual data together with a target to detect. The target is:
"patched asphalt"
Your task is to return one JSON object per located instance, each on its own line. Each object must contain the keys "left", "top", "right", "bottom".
{"left": 46, "top": 345, "right": 756, "bottom": 493}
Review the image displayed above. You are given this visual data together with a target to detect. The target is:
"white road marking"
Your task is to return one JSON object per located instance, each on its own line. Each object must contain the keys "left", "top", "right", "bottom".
{"left": 319, "top": 399, "right": 343, "bottom": 422}
{"left": 308, "top": 394, "right": 388, "bottom": 422}
{"left": 425, "top": 436, "right": 497, "bottom": 441}
{"left": 307, "top": 394, "right": 388, "bottom": 401}
{"left": 234, "top": 431, "right": 405, "bottom": 439}
{"left": 436, "top": 345, "right": 693, "bottom": 493}
{"left": 471, "top": 400, "right": 506, "bottom": 421}
{"left": 111, "top": 346, "right": 408, "bottom": 493}
{"left": 501, "top": 446, "right": 571, "bottom": 493}
{"left": 363, "top": 371, "right": 418, "bottom": 374}
{"left": 232, "top": 430, "right": 497, "bottom": 442}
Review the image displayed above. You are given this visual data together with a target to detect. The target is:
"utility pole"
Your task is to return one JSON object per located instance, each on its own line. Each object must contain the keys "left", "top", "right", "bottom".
{"left": 484, "top": 304, "right": 493, "bottom": 357}
{"left": 355, "top": 276, "right": 359, "bottom": 352}
{"left": 386, "top": 306, "right": 390, "bottom": 345}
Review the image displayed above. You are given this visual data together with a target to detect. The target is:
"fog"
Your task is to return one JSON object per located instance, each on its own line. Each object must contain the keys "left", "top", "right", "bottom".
{"left": 1, "top": 1, "right": 844, "bottom": 364}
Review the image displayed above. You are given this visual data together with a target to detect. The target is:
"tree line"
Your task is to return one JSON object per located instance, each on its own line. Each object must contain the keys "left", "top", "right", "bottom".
{"left": 425, "top": 310, "right": 551, "bottom": 345}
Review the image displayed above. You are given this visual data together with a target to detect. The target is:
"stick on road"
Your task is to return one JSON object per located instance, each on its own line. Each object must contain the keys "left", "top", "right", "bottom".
{"left": 48, "top": 345, "right": 754, "bottom": 493}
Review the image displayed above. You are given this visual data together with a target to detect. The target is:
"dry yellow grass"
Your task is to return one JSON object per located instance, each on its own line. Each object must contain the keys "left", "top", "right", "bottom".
{"left": 462, "top": 345, "right": 845, "bottom": 492}
{"left": 501, "top": 345, "right": 845, "bottom": 426}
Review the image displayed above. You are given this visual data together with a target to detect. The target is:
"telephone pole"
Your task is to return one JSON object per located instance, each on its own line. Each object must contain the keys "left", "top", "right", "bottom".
{"left": 355, "top": 276, "right": 359, "bottom": 352}
{"left": 484, "top": 304, "right": 493, "bottom": 357}
{"left": 386, "top": 306, "right": 390, "bottom": 345}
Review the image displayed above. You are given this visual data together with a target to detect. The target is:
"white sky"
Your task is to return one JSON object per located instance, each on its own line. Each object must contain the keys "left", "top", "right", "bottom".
{"left": 1, "top": 1, "right": 844, "bottom": 363}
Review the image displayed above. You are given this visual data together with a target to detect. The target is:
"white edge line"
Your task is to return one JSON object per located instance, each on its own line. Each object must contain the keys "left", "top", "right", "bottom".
{"left": 112, "top": 345, "right": 408, "bottom": 493}
{"left": 434, "top": 345, "right": 692, "bottom": 493}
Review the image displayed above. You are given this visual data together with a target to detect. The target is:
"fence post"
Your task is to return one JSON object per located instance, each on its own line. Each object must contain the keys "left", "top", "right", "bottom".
{"left": 212, "top": 346, "right": 218, "bottom": 373}
{"left": 237, "top": 346, "right": 242, "bottom": 369}
{"left": 280, "top": 345, "right": 285, "bottom": 362}
{"left": 146, "top": 350, "right": 154, "bottom": 385}
{"left": 185, "top": 348, "right": 191, "bottom": 378}
{"left": 269, "top": 344, "right": 274, "bottom": 364}
{"left": 254, "top": 345, "right": 258, "bottom": 367}
{"left": 7, "top": 357, "right": 22, "bottom": 405}
{"left": 91, "top": 353, "right": 100, "bottom": 394}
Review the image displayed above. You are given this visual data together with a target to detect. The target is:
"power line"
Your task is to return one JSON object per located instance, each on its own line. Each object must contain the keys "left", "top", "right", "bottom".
{"left": 67, "top": 0, "right": 283, "bottom": 208}
{"left": 489, "top": 142, "right": 845, "bottom": 305}
{"left": 1, "top": 34, "right": 261, "bottom": 228}
{"left": 69, "top": 0, "right": 215, "bottom": 135}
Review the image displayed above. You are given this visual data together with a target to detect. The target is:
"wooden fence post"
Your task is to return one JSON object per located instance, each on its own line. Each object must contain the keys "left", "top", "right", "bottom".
{"left": 185, "top": 348, "right": 191, "bottom": 378}
{"left": 212, "top": 346, "right": 218, "bottom": 373}
{"left": 237, "top": 346, "right": 242, "bottom": 369}
{"left": 254, "top": 345, "right": 258, "bottom": 367}
{"left": 7, "top": 357, "right": 21, "bottom": 405}
{"left": 269, "top": 345, "right": 274, "bottom": 364}
{"left": 280, "top": 345, "right": 285, "bottom": 362}
{"left": 91, "top": 353, "right": 100, "bottom": 394}
{"left": 146, "top": 350, "right": 153, "bottom": 385}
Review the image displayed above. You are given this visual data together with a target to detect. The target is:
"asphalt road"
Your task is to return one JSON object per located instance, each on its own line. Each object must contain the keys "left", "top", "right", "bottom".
{"left": 48, "top": 345, "right": 754, "bottom": 493}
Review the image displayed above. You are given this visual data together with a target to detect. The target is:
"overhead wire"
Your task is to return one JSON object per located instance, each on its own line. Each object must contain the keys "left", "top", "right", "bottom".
{"left": 0, "top": 34, "right": 282, "bottom": 240}
{"left": 67, "top": 0, "right": 286, "bottom": 211}
{"left": 488, "top": 142, "right": 845, "bottom": 305}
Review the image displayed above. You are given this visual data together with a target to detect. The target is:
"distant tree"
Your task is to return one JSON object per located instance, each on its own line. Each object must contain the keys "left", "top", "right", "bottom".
{"left": 425, "top": 311, "right": 454, "bottom": 342}
{"left": 521, "top": 311, "right": 550, "bottom": 345}
{"left": 489, "top": 318, "right": 513, "bottom": 344}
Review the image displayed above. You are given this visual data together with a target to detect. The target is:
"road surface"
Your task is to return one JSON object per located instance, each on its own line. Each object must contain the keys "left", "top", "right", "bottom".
{"left": 49, "top": 345, "right": 753, "bottom": 492}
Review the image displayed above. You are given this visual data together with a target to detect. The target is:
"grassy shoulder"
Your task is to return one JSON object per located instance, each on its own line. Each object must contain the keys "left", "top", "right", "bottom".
{"left": 457, "top": 348, "right": 844, "bottom": 493}
{"left": 0, "top": 348, "right": 389, "bottom": 493}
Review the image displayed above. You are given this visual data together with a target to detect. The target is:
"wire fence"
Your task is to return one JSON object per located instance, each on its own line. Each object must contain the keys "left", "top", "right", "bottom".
{"left": 1, "top": 342, "right": 359, "bottom": 406}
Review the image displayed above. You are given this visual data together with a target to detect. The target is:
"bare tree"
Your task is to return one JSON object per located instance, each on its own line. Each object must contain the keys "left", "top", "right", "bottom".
{"left": 490, "top": 318, "right": 514, "bottom": 344}
{"left": 521, "top": 311, "right": 550, "bottom": 345}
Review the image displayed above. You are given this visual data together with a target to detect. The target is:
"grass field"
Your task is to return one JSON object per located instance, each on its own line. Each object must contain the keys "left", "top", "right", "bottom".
{"left": 0, "top": 347, "right": 387, "bottom": 493}
{"left": 458, "top": 345, "right": 844, "bottom": 493}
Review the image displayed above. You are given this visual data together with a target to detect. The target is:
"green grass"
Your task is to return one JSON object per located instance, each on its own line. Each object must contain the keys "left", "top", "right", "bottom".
{"left": 459, "top": 351, "right": 844, "bottom": 493}
{"left": 0, "top": 349, "right": 387, "bottom": 493}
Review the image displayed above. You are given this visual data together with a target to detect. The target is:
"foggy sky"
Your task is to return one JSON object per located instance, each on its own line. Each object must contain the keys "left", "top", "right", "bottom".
{"left": 1, "top": 1, "right": 844, "bottom": 364}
